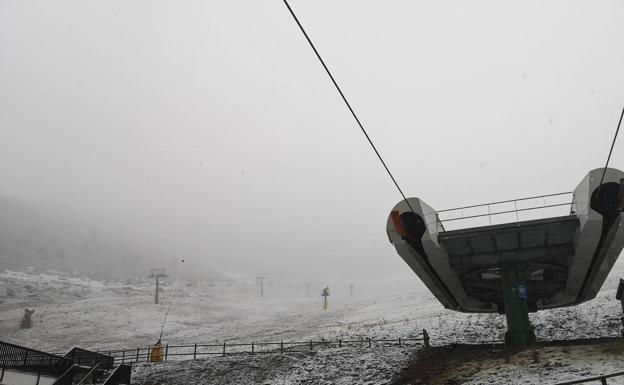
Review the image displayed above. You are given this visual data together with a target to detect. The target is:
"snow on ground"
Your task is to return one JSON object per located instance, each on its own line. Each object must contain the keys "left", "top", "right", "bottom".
{"left": 2, "top": 268, "right": 624, "bottom": 384}
{"left": 0, "top": 270, "right": 437, "bottom": 352}
{"left": 465, "top": 342, "right": 624, "bottom": 385}
{"left": 132, "top": 346, "right": 414, "bottom": 385}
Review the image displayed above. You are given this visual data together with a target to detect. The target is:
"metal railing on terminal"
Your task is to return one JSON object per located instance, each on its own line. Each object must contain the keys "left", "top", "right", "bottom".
{"left": 436, "top": 192, "right": 576, "bottom": 232}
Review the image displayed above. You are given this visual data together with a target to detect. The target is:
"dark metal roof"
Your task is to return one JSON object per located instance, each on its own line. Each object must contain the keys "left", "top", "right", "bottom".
{"left": 436, "top": 215, "right": 580, "bottom": 311}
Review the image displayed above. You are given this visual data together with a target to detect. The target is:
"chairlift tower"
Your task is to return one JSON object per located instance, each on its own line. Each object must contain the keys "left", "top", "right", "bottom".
{"left": 387, "top": 168, "right": 624, "bottom": 346}
{"left": 257, "top": 275, "right": 268, "bottom": 297}
{"left": 148, "top": 268, "right": 168, "bottom": 304}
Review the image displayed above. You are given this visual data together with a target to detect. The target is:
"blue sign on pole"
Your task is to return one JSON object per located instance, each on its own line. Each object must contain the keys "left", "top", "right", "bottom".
{"left": 518, "top": 284, "right": 527, "bottom": 300}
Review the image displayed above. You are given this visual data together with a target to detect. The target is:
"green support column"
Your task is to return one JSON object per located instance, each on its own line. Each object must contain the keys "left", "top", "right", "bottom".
{"left": 502, "top": 261, "right": 535, "bottom": 346}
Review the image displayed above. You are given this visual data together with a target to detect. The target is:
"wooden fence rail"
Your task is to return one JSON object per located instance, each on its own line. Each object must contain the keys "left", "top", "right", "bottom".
{"left": 95, "top": 329, "right": 431, "bottom": 365}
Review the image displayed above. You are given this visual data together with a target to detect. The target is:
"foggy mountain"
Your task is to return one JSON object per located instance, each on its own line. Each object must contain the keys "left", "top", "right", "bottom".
{"left": 0, "top": 193, "right": 184, "bottom": 278}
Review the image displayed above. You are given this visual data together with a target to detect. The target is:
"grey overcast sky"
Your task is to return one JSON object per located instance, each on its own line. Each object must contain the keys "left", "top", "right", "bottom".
{"left": 1, "top": 1, "right": 623, "bottom": 282}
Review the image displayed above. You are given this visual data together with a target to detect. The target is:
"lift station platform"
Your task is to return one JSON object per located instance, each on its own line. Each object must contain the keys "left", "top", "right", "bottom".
{"left": 387, "top": 168, "right": 624, "bottom": 346}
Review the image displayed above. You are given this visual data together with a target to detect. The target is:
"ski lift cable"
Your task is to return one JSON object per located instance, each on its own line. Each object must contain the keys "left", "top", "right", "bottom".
{"left": 281, "top": 0, "right": 416, "bottom": 214}
{"left": 599, "top": 106, "right": 624, "bottom": 186}
{"left": 157, "top": 259, "right": 185, "bottom": 342}
{"left": 282, "top": 1, "right": 623, "bottom": 213}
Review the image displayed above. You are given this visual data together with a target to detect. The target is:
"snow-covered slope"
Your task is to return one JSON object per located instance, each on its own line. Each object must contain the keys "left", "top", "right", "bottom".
{"left": 2, "top": 268, "right": 624, "bottom": 384}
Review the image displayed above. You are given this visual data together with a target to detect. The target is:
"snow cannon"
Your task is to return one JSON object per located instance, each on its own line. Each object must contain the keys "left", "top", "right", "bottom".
{"left": 321, "top": 286, "right": 330, "bottom": 310}
{"left": 20, "top": 308, "right": 35, "bottom": 329}
{"left": 387, "top": 168, "right": 624, "bottom": 346}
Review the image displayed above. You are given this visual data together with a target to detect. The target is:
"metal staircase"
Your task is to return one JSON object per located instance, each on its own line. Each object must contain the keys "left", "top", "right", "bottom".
{"left": 0, "top": 341, "right": 131, "bottom": 385}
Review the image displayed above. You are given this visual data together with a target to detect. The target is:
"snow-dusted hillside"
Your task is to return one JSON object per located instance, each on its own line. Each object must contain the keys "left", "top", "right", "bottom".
{"left": 2, "top": 267, "right": 624, "bottom": 384}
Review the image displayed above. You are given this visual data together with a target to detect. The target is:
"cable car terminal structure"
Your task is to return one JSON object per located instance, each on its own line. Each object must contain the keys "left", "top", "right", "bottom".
{"left": 280, "top": 0, "right": 624, "bottom": 349}
{"left": 387, "top": 168, "right": 624, "bottom": 346}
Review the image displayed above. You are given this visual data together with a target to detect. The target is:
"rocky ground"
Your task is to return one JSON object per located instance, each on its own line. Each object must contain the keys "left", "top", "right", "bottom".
{"left": 393, "top": 339, "right": 624, "bottom": 385}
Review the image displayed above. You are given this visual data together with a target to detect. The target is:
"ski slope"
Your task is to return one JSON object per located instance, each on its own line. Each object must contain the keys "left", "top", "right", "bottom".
{"left": 2, "top": 267, "right": 624, "bottom": 384}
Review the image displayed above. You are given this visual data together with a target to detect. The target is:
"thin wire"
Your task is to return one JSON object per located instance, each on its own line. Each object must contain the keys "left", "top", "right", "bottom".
{"left": 281, "top": 0, "right": 416, "bottom": 213}
{"left": 599, "top": 106, "right": 624, "bottom": 186}
{"left": 158, "top": 259, "right": 185, "bottom": 342}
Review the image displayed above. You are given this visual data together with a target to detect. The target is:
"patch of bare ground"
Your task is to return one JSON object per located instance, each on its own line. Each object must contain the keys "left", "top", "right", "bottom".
{"left": 391, "top": 338, "right": 624, "bottom": 385}
{"left": 390, "top": 343, "right": 507, "bottom": 385}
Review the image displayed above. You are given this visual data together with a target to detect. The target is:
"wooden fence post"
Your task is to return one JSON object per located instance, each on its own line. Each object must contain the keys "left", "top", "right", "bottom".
{"left": 193, "top": 344, "right": 197, "bottom": 359}
{"left": 136, "top": 348, "right": 140, "bottom": 363}
{"left": 164, "top": 345, "right": 169, "bottom": 361}
{"left": 251, "top": 342, "right": 254, "bottom": 355}
{"left": 309, "top": 340, "right": 313, "bottom": 351}
{"left": 280, "top": 341, "right": 284, "bottom": 354}
{"left": 121, "top": 350, "right": 125, "bottom": 364}
{"left": 398, "top": 338, "right": 401, "bottom": 347}
{"left": 222, "top": 343, "right": 226, "bottom": 357}
{"left": 368, "top": 338, "right": 371, "bottom": 348}
{"left": 339, "top": 340, "right": 342, "bottom": 348}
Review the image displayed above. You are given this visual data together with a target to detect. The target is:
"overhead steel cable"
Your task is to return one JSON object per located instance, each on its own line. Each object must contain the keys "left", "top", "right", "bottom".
{"left": 281, "top": 0, "right": 416, "bottom": 213}
{"left": 599, "top": 106, "right": 624, "bottom": 186}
